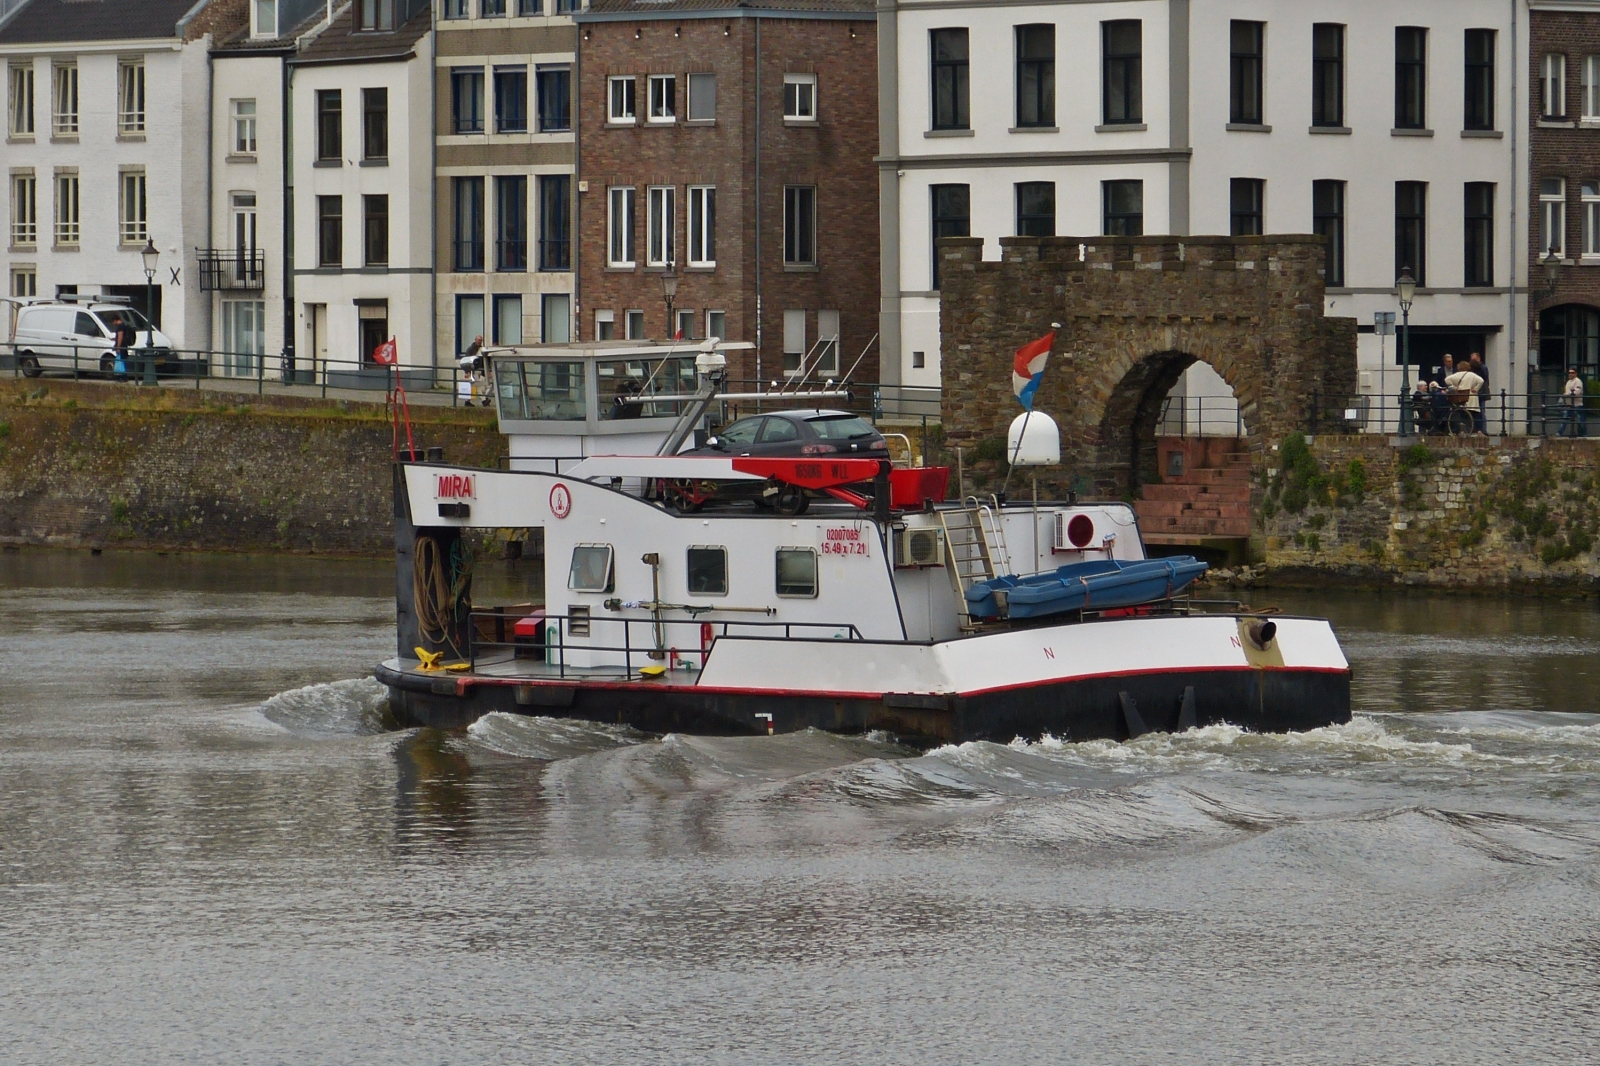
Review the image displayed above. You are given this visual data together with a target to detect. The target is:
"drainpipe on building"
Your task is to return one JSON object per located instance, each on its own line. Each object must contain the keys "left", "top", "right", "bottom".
{"left": 430, "top": 11, "right": 439, "bottom": 375}
{"left": 573, "top": 19, "right": 582, "bottom": 342}
{"left": 754, "top": 16, "right": 763, "bottom": 397}
{"left": 204, "top": 49, "right": 214, "bottom": 365}
{"left": 1509, "top": 0, "right": 1520, "bottom": 420}
{"left": 282, "top": 55, "right": 294, "bottom": 380}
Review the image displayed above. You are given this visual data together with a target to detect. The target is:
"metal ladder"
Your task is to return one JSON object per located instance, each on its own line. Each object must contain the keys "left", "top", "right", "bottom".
{"left": 939, "top": 496, "right": 1013, "bottom": 629}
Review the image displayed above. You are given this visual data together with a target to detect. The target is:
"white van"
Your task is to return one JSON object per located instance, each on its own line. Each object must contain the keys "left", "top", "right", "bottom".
{"left": 10, "top": 300, "right": 175, "bottom": 378}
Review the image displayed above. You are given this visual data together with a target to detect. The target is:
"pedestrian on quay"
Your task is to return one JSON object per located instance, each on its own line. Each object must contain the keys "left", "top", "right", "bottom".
{"left": 1561, "top": 367, "right": 1587, "bottom": 437}
{"left": 1444, "top": 358, "right": 1485, "bottom": 435}
{"left": 1470, "top": 352, "right": 1490, "bottom": 434}
{"left": 108, "top": 314, "right": 136, "bottom": 382}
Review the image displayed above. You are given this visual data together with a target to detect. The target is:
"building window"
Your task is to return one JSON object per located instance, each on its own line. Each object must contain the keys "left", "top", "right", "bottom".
{"left": 648, "top": 75, "right": 676, "bottom": 122}
{"left": 361, "top": 88, "right": 386, "bottom": 160}
{"left": 595, "top": 309, "right": 615, "bottom": 340}
{"left": 688, "top": 185, "right": 716, "bottom": 266}
{"left": 1584, "top": 56, "right": 1600, "bottom": 122}
{"left": 454, "top": 176, "right": 485, "bottom": 271}
{"left": 518, "top": 0, "right": 541, "bottom": 15}
{"left": 1395, "top": 180, "right": 1427, "bottom": 286}
{"left": 783, "top": 73, "right": 816, "bottom": 121}
{"left": 912, "top": 350, "right": 926, "bottom": 369}
{"left": 254, "top": 0, "right": 276, "bottom": 37}
{"left": 930, "top": 28, "right": 969, "bottom": 131}
{"left": 10, "top": 174, "right": 36, "bottom": 246}
{"left": 1015, "top": 24, "right": 1054, "bottom": 128}
{"left": 625, "top": 310, "right": 645, "bottom": 339}
{"left": 1542, "top": 53, "right": 1567, "bottom": 120}
{"left": 443, "top": 0, "right": 466, "bottom": 17}
{"left": 11, "top": 267, "right": 36, "bottom": 297}
{"left": 537, "top": 66, "right": 570, "bottom": 131}
{"left": 1102, "top": 20, "right": 1141, "bottom": 126}
{"left": 706, "top": 310, "right": 725, "bottom": 340}
{"left": 675, "top": 309, "right": 695, "bottom": 341}
{"left": 495, "top": 175, "right": 527, "bottom": 271}
{"left": 1230, "top": 178, "right": 1264, "bottom": 235}
{"left": 647, "top": 186, "right": 675, "bottom": 266}
{"left": 1229, "top": 21, "right": 1263, "bottom": 125}
{"left": 688, "top": 72, "right": 716, "bottom": 121}
{"left": 1540, "top": 177, "right": 1566, "bottom": 257}
{"left": 317, "top": 195, "right": 341, "bottom": 266}
{"left": 1311, "top": 24, "right": 1343, "bottom": 128}
{"left": 493, "top": 66, "right": 526, "bottom": 133}
{"left": 52, "top": 62, "right": 77, "bottom": 136}
{"left": 233, "top": 98, "right": 257, "bottom": 153}
{"left": 687, "top": 547, "right": 728, "bottom": 596}
{"left": 54, "top": 172, "right": 78, "bottom": 245}
{"left": 775, "top": 547, "right": 818, "bottom": 598}
{"left": 1464, "top": 29, "right": 1496, "bottom": 131}
{"left": 119, "top": 171, "right": 147, "bottom": 244}
{"left": 609, "top": 76, "right": 636, "bottom": 123}
{"left": 568, "top": 545, "right": 615, "bottom": 593}
{"left": 783, "top": 185, "right": 816, "bottom": 266}
{"left": 783, "top": 309, "right": 806, "bottom": 373}
{"left": 480, "top": 0, "right": 505, "bottom": 17}
{"left": 316, "top": 89, "right": 341, "bottom": 161}
{"left": 1016, "top": 181, "right": 1054, "bottom": 237}
{"left": 538, "top": 174, "right": 570, "bottom": 271}
{"left": 815, "top": 309, "right": 840, "bottom": 375}
{"left": 1312, "top": 179, "right": 1345, "bottom": 287}
{"left": 1395, "top": 27, "right": 1427, "bottom": 129}
{"left": 930, "top": 183, "right": 969, "bottom": 288}
{"left": 9, "top": 63, "right": 34, "bottom": 136}
{"left": 117, "top": 58, "right": 144, "bottom": 135}
{"left": 542, "top": 294, "right": 570, "bottom": 343}
{"left": 1463, "top": 182, "right": 1493, "bottom": 287}
{"left": 453, "top": 68, "right": 484, "bottom": 134}
{"left": 1582, "top": 182, "right": 1600, "bottom": 258}
{"left": 358, "top": 303, "right": 389, "bottom": 365}
{"left": 357, "top": 0, "right": 395, "bottom": 31}
{"left": 220, "top": 301, "right": 265, "bottom": 374}
{"left": 1103, "top": 179, "right": 1143, "bottom": 236}
{"left": 494, "top": 294, "right": 522, "bottom": 346}
{"left": 608, "top": 186, "right": 636, "bottom": 267}
{"left": 363, "top": 194, "right": 388, "bottom": 267}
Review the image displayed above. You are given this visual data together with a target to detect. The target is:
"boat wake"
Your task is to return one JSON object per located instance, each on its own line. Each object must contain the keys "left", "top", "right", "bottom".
{"left": 467, "top": 712, "right": 648, "bottom": 762}
{"left": 259, "top": 677, "right": 395, "bottom": 737}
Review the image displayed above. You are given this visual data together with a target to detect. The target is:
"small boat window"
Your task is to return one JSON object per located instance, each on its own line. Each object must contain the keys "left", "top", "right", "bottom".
{"left": 775, "top": 547, "right": 818, "bottom": 598}
{"left": 568, "top": 543, "right": 614, "bottom": 592}
{"left": 687, "top": 545, "right": 728, "bottom": 595}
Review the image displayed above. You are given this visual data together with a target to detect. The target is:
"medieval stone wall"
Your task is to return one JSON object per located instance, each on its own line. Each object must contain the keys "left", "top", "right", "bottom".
{"left": 938, "top": 234, "right": 1358, "bottom": 500}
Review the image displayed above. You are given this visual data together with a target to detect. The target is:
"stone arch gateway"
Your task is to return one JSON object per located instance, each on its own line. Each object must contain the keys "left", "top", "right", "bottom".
{"left": 937, "top": 234, "right": 1357, "bottom": 502}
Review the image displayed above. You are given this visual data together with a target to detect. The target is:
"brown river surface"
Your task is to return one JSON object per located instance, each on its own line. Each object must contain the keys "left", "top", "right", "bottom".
{"left": 2, "top": 550, "right": 1599, "bottom": 1064}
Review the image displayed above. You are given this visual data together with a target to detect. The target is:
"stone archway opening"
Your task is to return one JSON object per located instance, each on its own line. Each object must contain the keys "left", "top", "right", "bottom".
{"left": 1100, "top": 350, "right": 1254, "bottom": 559}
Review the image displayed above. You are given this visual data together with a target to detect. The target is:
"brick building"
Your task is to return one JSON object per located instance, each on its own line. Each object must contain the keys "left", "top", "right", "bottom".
{"left": 1529, "top": 4, "right": 1600, "bottom": 403}
{"left": 572, "top": 0, "right": 878, "bottom": 385}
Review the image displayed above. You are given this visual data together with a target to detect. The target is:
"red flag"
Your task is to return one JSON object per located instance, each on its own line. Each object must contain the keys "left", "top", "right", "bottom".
{"left": 372, "top": 336, "right": 397, "bottom": 365}
{"left": 674, "top": 328, "right": 684, "bottom": 341}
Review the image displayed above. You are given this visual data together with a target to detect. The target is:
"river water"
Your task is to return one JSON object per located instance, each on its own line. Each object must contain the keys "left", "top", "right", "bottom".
{"left": 3, "top": 551, "right": 1599, "bottom": 1064}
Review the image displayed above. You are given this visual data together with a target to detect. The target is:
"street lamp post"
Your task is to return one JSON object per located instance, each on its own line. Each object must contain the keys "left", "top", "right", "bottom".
{"left": 1397, "top": 268, "right": 1416, "bottom": 436}
{"left": 140, "top": 239, "right": 159, "bottom": 386}
{"left": 660, "top": 260, "right": 679, "bottom": 339}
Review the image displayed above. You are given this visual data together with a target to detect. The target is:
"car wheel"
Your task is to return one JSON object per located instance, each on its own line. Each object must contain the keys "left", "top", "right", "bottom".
{"left": 100, "top": 353, "right": 117, "bottom": 377}
{"left": 774, "top": 484, "right": 810, "bottom": 515}
{"left": 19, "top": 353, "right": 41, "bottom": 378}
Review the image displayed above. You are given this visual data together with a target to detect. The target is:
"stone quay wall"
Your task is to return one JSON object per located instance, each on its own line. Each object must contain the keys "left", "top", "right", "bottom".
{"left": 0, "top": 381, "right": 500, "bottom": 555}
{"left": 1258, "top": 433, "right": 1600, "bottom": 591}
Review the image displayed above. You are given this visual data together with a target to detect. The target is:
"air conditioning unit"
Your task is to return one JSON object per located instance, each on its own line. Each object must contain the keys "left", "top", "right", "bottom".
{"left": 895, "top": 526, "right": 945, "bottom": 568}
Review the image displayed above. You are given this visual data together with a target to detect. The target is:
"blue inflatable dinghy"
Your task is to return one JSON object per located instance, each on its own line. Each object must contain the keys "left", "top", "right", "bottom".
{"left": 964, "top": 556, "right": 1209, "bottom": 621}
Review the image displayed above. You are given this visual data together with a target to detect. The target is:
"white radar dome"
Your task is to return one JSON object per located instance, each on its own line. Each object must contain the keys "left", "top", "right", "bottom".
{"left": 1007, "top": 411, "right": 1061, "bottom": 467}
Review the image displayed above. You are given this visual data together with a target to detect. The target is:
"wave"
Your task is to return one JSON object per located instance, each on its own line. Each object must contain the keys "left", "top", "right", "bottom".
{"left": 258, "top": 677, "right": 394, "bottom": 737}
{"left": 466, "top": 712, "right": 647, "bottom": 762}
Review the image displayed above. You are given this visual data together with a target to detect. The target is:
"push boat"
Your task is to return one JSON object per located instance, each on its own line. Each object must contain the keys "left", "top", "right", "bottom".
{"left": 375, "top": 343, "right": 1351, "bottom": 744}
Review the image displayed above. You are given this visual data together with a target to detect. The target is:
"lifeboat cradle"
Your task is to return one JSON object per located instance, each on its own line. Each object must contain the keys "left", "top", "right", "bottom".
{"left": 376, "top": 455, "right": 1351, "bottom": 744}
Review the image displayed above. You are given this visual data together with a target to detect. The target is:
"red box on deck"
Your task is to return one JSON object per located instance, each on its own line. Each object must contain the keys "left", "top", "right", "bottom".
{"left": 889, "top": 467, "right": 951, "bottom": 509}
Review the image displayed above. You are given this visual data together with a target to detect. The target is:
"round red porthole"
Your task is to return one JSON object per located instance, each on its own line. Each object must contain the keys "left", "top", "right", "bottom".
{"left": 1067, "top": 514, "right": 1094, "bottom": 548}
{"left": 549, "top": 482, "right": 572, "bottom": 519}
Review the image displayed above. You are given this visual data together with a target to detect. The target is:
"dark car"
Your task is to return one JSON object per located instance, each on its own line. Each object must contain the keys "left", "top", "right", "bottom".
{"left": 692, "top": 409, "right": 889, "bottom": 459}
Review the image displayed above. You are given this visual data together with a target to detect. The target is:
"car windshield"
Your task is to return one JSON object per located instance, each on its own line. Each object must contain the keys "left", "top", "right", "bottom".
{"left": 96, "top": 308, "right": 152, "bottom": 333}
{"left": 806, "top": 415, "right": 877, "bottom": 440}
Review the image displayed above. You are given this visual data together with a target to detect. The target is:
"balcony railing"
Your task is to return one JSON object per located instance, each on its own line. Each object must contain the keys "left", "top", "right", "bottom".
{"left": 197, "top": 249, "right": 266, "bottom": 292}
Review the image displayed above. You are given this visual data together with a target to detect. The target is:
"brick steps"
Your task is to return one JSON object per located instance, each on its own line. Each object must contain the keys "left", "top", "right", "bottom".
{"left": 1136, "top": 440, "right": 1253, "bottom": 541}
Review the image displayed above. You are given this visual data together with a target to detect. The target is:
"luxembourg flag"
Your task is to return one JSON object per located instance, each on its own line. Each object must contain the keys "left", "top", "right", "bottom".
{"left": 1011, "top": 331, "right": 1054, "bottom": 410}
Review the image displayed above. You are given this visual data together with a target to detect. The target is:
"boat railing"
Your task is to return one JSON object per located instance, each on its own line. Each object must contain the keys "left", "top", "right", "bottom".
{"left": 465, "top": 607, "right": 865, "bottom": 679}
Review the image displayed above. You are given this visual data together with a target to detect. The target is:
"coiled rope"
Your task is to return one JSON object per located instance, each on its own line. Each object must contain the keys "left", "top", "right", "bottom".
{"left": 413, "top": 534, "right": 473, "bottom": 658}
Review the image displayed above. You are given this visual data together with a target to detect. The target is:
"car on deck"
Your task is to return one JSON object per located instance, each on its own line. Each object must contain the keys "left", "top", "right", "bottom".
{"left": 689, "top": 409, "right": 890, "bottom": 460}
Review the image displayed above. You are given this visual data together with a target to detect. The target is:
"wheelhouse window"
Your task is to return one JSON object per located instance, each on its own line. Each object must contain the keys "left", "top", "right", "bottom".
{"left": 568, "top": 545, "right": 615, "bottom": 593}
{"left": 930, "top": 182, "right": 969, "bottom": 288}
{"left": 930, "top": 28, "right": 969, "bottom": 131}
{"left": 1463, "top": 182, "right": 1494, "bottom": 288}
{"left": 1229, "top": 21, "right": 1263, "bottom": 124}
{"left": 609, "top": 76, "right": 636, "bottom": 123}
{"left": 687, "top": 547, "right": 728, "bottom": 596}
{"left": 1312, "top": 179, "right": 1345, "bottom": 287}
{"left": 1542, "top": 53, "right": 1567, "bottom": 120}
{"left": 1230, "top": 178, "right": 1264, "bottom": 236}
{"left": 1016, "top": 181, "right": 1055, "bottom": 237}
{"left": 1396, "top": 180, "right": 1427, "bottom": 286}
{"left": 496, "top": 360, "right": 588, "bottom": 421}
{"left": 1311, "top": 24, "right": 1343, "bottom": 128}
{"left": 1015, "top": 24, "right": 1054, "bottom": 128}
{"left": 775, "top": 548, "right": 818, "bottom": 598}
{"left": 1102, "top": 179, "right": 1143, "bottom": 236}
{"left": 1101, "top": 20, "right": 1141, "bottom": 126}
{"left": 1395, "top": 27, "right": 1427, "bottom": 130}
{"left": 1464, "top": 29, "right": 1495, "bottom": 130}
